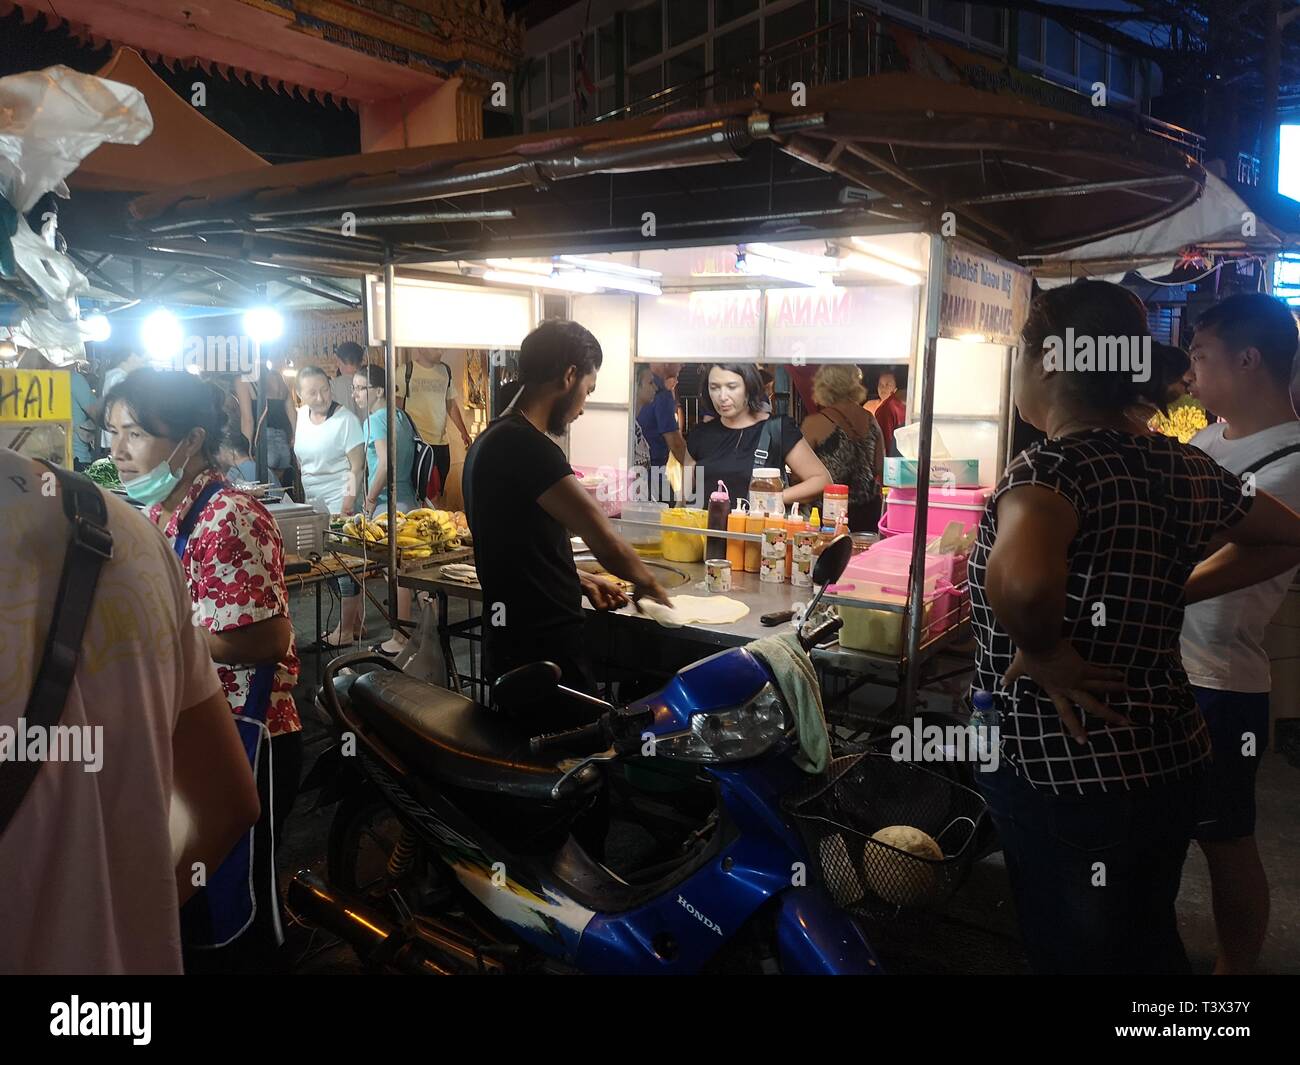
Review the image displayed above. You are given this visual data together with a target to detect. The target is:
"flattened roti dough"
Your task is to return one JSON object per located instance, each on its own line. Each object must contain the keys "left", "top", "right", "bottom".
{"left": 668, "top": 595, "right": 749, "bottom": 625}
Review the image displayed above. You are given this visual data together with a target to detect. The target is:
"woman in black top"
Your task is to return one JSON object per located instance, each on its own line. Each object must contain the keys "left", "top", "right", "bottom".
{"left": 684, "top": 363, "right": 829, "bottom": 510}
{"left": 968, "top": 281, "right": 1300, "bottom": 975}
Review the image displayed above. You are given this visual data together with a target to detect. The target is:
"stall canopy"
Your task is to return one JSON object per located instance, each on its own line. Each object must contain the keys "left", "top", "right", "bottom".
{"left": 1028, "top": 172, "right": 1299, "bottom": 286}
{"left": 122, "top": 72, "right": 1205, "bottom": 272}
{"left": 73, "top": 48, "right": 268, "bottom": 194}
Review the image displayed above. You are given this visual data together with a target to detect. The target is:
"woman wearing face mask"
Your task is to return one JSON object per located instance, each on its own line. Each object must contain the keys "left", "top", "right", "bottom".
{"left": 967, "top": 281, "right": 1300, "bottom": 975}
{"left": 684, "top": 363, "right": 829, "bottom": 512}
{"left": 103, "top": 368, "right": 301, "bottom": 973}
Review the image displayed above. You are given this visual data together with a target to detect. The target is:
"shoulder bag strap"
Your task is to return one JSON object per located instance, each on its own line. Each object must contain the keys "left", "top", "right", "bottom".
{"left": 0, "top": 465, "right": 113, "bottom": 837}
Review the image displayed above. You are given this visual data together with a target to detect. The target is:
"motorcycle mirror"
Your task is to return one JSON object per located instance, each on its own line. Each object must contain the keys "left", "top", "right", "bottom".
{"left": 812, "top": 533, "right": 853, "bottom": 588}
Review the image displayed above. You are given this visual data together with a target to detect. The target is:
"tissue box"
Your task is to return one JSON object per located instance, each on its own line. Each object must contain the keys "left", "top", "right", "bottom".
{"left": 883, "top": 457, "right": 981, "bottom": 488}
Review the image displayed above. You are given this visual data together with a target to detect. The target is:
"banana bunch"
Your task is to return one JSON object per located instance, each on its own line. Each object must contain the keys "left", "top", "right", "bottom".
{"left": 1149, "top": 401, "right": 1208, "bottom": 444}
{"left": 341, "top": 515, "right": 388, "bottom": 542}
{"left": 404, "top": 508, "right": 461, "bottom": 555}
{"left": 340, "top": 509, "right": 462, "bottom": 560}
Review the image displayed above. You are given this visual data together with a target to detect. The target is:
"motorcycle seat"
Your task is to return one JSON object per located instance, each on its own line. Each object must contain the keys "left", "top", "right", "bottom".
{"left": 349, "top": 670, "right": 601, "bottom": 802}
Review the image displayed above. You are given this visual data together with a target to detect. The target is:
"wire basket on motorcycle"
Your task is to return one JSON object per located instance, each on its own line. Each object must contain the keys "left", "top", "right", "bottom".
{"left": 783, "top": 750, "right": 988, "bottom": 919}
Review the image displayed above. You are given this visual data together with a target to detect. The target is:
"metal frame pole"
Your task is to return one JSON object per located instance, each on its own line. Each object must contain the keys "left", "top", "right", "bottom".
{"left": 384, "top": 262, "right": 400, "bottom": 632}
{"left": 902, "top": 233, "right": 945, "bottom": 714}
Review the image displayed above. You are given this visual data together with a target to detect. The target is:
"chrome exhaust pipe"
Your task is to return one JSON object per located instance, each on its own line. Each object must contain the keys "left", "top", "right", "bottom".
{"left": 287, "top": 871, "right": 508, "bottom": 974}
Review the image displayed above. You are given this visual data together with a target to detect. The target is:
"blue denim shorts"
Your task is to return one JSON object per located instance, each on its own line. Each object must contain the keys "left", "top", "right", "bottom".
{"left": 1192, "top": 687, "right": 1270, "bottom": 842}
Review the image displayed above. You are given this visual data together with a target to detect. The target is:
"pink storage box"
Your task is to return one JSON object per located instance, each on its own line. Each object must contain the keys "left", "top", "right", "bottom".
{"left": 879, "top": 485, "right": 992, "bottom": 539}
{"left": 841, "top": 539, "right": 948, "bottom": 599}
{"left": 869, "top": 532, "right": 970, "bottom": 632}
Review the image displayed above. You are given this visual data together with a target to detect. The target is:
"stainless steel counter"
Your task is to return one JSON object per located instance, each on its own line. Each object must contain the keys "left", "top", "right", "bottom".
{"left": 399, "top": 555, "right": 960, "bottom": 675}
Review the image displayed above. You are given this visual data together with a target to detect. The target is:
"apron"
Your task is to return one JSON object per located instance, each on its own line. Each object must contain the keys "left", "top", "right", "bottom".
{"left": 175, "top": 480, "right": 282, "bottom": 950}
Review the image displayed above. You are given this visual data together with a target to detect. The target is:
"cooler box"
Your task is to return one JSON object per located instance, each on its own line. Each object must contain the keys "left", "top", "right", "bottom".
{"left": 879, "top": 485, "right": 991, "bottom": 539}
{"left": 883, "top": 457, "right": 981, "bottom": 488}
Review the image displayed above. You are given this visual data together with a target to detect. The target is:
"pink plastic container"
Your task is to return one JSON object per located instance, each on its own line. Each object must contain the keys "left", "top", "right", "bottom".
{"left": 573, "top": 465, "right": 631, "bottom": 518}
{"left": 868, "top": 532, "right": 970, "bottom": 632}
{"left": 842, "top": 539, "right": 948, "bottom": 599}
{"left": 880, "top": 485, "right": 992, "bottom": 539}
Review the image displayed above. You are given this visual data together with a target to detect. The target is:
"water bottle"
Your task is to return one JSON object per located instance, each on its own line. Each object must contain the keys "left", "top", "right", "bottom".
{"left": 970, "top": 689, "right": 998, "bottom": 730}
{"left": 970, "top": 690, "right": 998, "bottom": 763}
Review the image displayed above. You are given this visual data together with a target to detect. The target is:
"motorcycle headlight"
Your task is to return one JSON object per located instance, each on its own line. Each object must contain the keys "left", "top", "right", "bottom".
{"left": 654, "top": 683, "right": 791, "bottom": 763}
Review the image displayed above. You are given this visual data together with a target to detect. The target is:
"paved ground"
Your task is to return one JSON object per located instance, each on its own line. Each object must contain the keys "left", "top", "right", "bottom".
{"left": 278, "top": 584, "right": 1300, "bottom": 975}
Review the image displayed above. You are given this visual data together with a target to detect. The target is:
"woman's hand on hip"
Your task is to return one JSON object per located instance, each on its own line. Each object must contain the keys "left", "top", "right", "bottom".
{"left": 1001, "top": 643, "right": 1129, "bottom": 745}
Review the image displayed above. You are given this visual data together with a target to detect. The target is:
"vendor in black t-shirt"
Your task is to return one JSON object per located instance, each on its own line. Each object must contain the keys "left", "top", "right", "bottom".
{"left": 685, "top": 363, "right": 830, "bottom": 510}
{"left": 463, "top": 320, "right": 671, "bottom": 706}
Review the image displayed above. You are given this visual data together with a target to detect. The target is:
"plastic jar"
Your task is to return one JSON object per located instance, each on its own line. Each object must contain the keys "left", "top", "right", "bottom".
{"left": 749, "top": 468, "right": 784, "bottom": 518}
{"left": 822, "top": 484, "right": 849, "bottom": 531}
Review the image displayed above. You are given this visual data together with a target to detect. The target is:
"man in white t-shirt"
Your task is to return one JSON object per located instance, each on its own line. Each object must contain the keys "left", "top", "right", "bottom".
{"left": 1183, "top": 292, "right": 1300, "bottom": 974}
{"left": 395, "top": 349, "right": 473, "bottom": 501}
{"left": 0, "top": 452, "right": 259, "bottom": 974}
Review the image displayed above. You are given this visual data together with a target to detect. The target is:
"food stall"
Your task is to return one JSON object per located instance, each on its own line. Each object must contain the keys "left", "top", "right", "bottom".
{"left": 354, "top": 228, "right": 1029, "bottom": 715}
{"left": 121, "top": 70, "right": 1197, "bottom": 714}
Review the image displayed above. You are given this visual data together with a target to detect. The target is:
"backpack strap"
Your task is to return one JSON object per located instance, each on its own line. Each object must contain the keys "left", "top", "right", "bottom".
{"left": 1242, "top": 444, "right": 1300, "bottom": 477}
{"left": 0, "top": 464, "right": 113, "bottom": 837}
{"left": 405, "top": 360, "right": 414, "bottom": 393}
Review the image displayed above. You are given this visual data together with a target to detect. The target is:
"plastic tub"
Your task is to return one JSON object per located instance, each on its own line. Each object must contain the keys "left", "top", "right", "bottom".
{"left": 869, "top": 533, "right": 970, "bottom": 632}
{"left": 619, "top": 501, "right": 667, "bottom": 556}
{"left": 838, "top": 590, "right": 941, "bottom": 656}
{"left": 661, "top": 507, "right": 708, "bottom": 562}
{"left": 841, "top": 539, "right": 948, "bottom": 599}
{"left": 880, "top": 486, "right": 991, "bottom": 539}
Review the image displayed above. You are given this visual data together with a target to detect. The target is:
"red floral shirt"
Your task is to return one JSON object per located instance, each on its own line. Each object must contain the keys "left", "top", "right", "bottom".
{"left": 151, "top": 469, "right": 301, "bottom": 736}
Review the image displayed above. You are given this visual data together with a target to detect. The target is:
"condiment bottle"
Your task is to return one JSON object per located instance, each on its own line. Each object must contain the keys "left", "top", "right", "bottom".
{"left": 707, "top": 480, "right": 730, "bottom": 560}
{"left": 749, "top": 467, "right": 783, "bottom": 519}
{"left": 744, "top": 508, "right": 765, "bottom": 574}
{"left": 726, "top": 498, "right": 748, "bottom": 571}
{"left": 784, "top": 502, "right": 802, "bottom": 579}
{"left": 823, "top": 483, "right": 849, "bottom": 531}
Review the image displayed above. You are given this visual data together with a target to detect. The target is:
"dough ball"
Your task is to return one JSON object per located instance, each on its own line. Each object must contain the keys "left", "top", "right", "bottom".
{"left": 863, "top": 825, "right": 943, "bottom": 907}
{"left": 818, "top": 833, "right": 864, "bottom": 907}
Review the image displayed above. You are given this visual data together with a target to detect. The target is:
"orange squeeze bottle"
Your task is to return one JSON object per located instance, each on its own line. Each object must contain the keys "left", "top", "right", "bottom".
{"left": 785, "top": 502, "right": 802, "bottom": 578}
{"left": 726, "top": 498, "right": 748, "bottom": 570}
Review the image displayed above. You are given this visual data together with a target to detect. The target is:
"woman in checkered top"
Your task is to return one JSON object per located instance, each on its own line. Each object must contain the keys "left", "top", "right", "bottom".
{"left": 969, "top": 280, "right": 1300, "bottom": 974}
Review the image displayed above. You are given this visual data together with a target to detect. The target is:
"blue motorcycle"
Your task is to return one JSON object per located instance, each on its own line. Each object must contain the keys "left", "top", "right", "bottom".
{"left": 291, "top": 536, "right": 987, "bottom": 974}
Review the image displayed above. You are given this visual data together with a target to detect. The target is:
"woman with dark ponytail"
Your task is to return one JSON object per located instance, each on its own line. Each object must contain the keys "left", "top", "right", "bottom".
{"left": 967, "top": 280, "right": 1300, "bottom": 974}
{"left": 103, "top": 368, "right": 302, "bottom": 973}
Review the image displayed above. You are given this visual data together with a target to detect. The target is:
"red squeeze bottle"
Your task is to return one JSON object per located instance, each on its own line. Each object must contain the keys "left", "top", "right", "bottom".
{"left": 707, "top": 481, "right": 730, "bottom": 559}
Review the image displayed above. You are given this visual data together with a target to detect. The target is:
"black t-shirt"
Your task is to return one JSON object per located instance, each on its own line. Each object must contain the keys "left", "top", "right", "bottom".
{"left": 686, "top": 415, "right": 803, "bottom": 505}
{"left": 463, "top": 412, "right": 583, "bottom": 668}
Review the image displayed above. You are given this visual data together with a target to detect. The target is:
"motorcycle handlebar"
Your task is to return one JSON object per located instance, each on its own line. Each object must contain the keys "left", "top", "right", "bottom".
{"left": 529, "top": 717, "right": 609, "bottom": 756}
{"left": 800, "top": 615, "right": 844, "bottom": 650}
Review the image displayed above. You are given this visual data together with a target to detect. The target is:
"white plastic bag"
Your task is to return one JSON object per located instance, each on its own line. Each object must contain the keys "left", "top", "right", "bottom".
{"left": 0, "top": 65, "right": 152, "bottom": 212}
